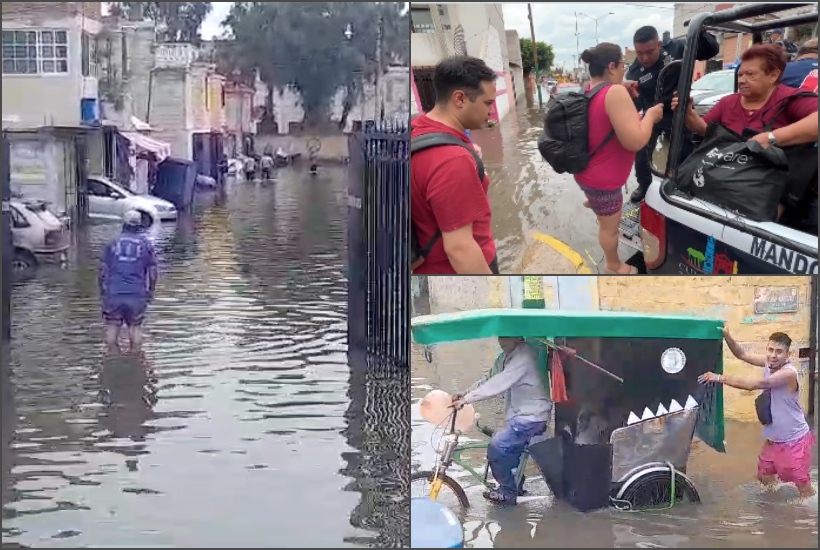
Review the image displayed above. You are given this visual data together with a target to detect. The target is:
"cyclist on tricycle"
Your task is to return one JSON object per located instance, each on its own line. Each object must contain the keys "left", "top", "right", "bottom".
{"left": 412, "top": 308, "right": 727, "bottom": 512}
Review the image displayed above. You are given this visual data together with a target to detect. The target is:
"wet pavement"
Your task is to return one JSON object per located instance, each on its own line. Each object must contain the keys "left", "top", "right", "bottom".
{"left": 410, "top": 291, "right": 818, "bottom": 548}
{"left": 470, "top": 102, "right": 639, "bottom": 274}
{"left": 2, "top": 167, "right": 408, "bottom": 548}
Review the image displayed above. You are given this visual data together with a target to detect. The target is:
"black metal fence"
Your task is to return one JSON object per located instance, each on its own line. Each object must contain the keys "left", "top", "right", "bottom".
{"left": 348, "top": 119, "right": 409, "bottom": 370}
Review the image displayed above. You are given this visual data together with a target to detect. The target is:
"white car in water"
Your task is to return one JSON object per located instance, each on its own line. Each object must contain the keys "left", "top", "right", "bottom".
{"left": 86, "top": 175, "right": 177, "bottom": 224}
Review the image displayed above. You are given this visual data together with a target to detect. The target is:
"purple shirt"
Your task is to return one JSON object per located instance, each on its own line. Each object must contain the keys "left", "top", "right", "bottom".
{"left": 762, "top": 361, "right": 810, "bottom": 443}
{"left": 99, "top": 230, "right": 158, "bottom": 299}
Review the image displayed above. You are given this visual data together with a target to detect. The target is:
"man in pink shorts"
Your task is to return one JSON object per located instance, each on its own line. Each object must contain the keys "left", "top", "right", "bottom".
{"left": 700, "top": 328, "right": 815, "bottom": 498}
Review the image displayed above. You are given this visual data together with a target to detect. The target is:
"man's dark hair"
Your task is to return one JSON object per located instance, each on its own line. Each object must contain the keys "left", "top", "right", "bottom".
{"left": 434, "top": 55, "right": 496, "bottom": 104}
{"left": 634, "top": 26, "right": 660, "bottom": 44}
{"left": 769, "top": 332, "right": 792, "bottom": 349}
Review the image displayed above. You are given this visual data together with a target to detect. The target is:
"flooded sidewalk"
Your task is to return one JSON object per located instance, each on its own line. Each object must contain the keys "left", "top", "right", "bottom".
{"left": 2, "top": 167, "right": 407, "bottom": 547}
{"left": 470, "top": 105, "right": 640, "bottom": 274}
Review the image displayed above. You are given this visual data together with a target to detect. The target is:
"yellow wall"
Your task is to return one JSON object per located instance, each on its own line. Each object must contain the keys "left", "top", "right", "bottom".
{"left": 594, "top": 276, "right": 813, "bottom": 421}
{"left": 207, "top": 74, "right": 226, "bottom": 130}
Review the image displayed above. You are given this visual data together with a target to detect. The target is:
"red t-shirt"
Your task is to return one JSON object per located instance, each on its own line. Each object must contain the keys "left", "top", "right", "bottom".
{"left": 411, "top": 115, "right": 496, "bottom": 274}
{"left": 703, "top": 84, "right": 818, "bottom": 135}
{"left": 574, "top": 84, "right": 638, "bottom": 191}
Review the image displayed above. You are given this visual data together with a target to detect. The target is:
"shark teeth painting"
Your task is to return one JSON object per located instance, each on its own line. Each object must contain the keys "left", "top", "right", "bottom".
{"left": 626, "top": 395, "right": 699, "bottom": 426}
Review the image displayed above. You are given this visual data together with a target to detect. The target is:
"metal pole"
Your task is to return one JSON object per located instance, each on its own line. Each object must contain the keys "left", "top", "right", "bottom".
{"left": 528, "top": 4, "right": 543, "bottom": 109}
{"left": 575, "top": 12, "right": 580, "bottom": 67}
{"left": 375, "top": 13, "right": 383, "bottom": 121}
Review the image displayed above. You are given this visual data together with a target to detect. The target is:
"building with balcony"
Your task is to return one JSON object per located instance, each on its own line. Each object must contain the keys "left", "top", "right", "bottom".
{"left": 100, "top": 19, "right": 225, "bottom": 162}
{"left": 410, "top": 3, "right": 514, "bottom": 121}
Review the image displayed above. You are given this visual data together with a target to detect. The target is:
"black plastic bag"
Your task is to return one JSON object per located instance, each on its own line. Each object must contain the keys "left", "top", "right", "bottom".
{"left": 676, "top": 123, "right": 790, "bottom": 222}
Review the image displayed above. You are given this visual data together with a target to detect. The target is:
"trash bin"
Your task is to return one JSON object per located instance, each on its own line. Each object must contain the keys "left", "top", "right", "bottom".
{"left": 153, "top": 157, "right": 197, "bottom": 212}
{"left": 411, "top": 498, "right": 463, "bottom": 548}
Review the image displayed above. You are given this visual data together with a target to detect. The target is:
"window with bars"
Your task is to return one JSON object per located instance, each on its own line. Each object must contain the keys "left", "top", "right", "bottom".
{"left": 2, "top": 29, "right": 69, "bottom": 75}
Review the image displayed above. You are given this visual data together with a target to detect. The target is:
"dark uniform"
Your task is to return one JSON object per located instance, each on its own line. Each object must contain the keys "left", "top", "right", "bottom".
{"left": 627, "top": 31, "right": 720, "bottom": 201}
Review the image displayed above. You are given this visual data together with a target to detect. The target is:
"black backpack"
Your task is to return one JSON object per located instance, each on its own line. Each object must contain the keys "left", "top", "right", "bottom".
{"left": 537, "top": 83, "right": 615, "bottom": 174}
{"left": 409, "top": 133, "right": 485, "bottom": 270}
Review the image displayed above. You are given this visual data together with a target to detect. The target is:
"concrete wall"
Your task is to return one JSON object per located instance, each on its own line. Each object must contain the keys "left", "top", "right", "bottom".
{"left": 673, "top": 3, "right": 718, "bottom": 39}
{"left": 2, "top": 11, "right": 102, "bottom": 129}
{"left": 257, "top": 66, "right": 409, "bottom": 135}
{"left": 596, "top": 276, "right": 813, "bottom": 421}
{"left": 410, "top": 4, "right": 511, "bottom": 120}
{"left": 252, "top": 134, "right": 350, "bottom": 162}
{"left": 506, "top": 30, "right": 526, "bottom": 105}
{"left": 147, "top": 68, "right": 190, "bottom": 158}
{"left": 422, "top": 275, "right": 815, "bottom": 422}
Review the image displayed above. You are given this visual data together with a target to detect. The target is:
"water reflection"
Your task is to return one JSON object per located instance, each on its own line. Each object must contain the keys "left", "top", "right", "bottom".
{"left": 470, "top": 106, "right": 636, "bottom": 272}
{"left": 342, "top": 359, "right": 410, "bottom": 547}
{"left": 3, "top": 167, "right": 405, "bottom": 547}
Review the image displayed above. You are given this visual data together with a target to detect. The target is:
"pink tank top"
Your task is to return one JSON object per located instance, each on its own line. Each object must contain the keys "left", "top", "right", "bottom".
{"left": 574, "top": 84, "right": 637, "bottom": 191}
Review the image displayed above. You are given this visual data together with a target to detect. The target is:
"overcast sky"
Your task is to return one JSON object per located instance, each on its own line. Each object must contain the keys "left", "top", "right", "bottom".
{"left": 503, "top": 2, "right": 680, "bottom": 70}
{"left": 201, "top": 2, "right": 232, "bottom": 40}
{"left": 200, "top": 2, "right": 683, "bottom": 68}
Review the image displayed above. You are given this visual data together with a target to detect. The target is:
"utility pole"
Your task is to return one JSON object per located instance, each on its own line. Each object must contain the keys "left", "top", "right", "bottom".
{"left": 575, "top": 12, "right": 580, "bottom": 67}
{"left": 528, "top": 4, "right": 543, "bottom": 109}
{"left": 375, "top": 13, "right": 384, "bottom": 122}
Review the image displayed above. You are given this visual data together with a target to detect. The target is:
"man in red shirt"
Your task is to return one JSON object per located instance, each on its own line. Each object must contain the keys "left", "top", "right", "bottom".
{"left": 411, "top": 56, "right": 499, "bottom": 274}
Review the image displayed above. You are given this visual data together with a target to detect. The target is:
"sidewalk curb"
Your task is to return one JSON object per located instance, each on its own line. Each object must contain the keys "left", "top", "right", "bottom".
{"left": 531, "top": 232, "right": 593, "bottom": 274}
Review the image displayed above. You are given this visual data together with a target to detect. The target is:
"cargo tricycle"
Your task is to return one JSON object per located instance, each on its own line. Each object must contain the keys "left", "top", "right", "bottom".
{"left": 411, "top": 308, "right": 727, "bottom": 512}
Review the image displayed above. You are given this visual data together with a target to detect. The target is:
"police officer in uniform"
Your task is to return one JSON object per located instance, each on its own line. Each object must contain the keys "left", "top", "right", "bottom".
{"left": 625, "top": 26, "right": 719, "bottom": 203}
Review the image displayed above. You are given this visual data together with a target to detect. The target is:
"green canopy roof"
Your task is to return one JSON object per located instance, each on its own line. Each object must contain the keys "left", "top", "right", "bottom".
{"left": 411, "top": 308, "right": 724, "bottom": 345}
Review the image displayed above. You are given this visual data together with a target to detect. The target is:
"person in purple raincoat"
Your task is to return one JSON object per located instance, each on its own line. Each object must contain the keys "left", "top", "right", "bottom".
{"left": 99, "top": 210, "right": 158, "bottom": 354}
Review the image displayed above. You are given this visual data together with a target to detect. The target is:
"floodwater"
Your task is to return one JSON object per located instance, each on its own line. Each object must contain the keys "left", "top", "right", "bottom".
{"left": 469, "top": 102, "right": 639, "bottom": 273}
{"left": 2, "top": 167, "right": 408, "bottom": 548}
{"left": 410, "top": 291, "right": 818, "bottom": 548}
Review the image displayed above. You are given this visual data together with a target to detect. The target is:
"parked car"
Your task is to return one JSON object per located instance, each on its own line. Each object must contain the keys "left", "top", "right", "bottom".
{"left": 551, "top": 82, "right": 583, "bottom": 99}
{"left": 9, "top": 198, "right": 69, "bottom": 278}
{"left": 690, "top": 69, "right": 735, "bottom": 116}
{"left": 86, "top": 175, "right": 175, "bottom": 224}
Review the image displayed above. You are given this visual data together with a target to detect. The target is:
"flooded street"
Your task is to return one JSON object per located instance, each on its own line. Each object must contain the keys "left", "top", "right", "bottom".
{"left": 2, "top": 167, "right": 407, "bottom": 548}
{"left": 470, "top": 103, "right": 638, "bottom": 273}
{"left": 410, "top": 292, "right": 818, "bottom": 548}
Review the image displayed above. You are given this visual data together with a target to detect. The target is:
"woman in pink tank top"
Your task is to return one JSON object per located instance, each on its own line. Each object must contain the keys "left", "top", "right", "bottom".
{"left": 574, "top": 43, "right": 665, "bottom": 274}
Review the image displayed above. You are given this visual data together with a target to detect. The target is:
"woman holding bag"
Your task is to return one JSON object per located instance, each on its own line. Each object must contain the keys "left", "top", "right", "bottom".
{"left": 672, "top": 44, "right": 817, "bottom": 148}
{"left": 672, "top": 44, "right": 818, "bottom": 223}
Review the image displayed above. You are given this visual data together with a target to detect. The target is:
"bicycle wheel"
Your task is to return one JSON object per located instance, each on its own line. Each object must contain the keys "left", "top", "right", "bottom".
{"left": 615, "top": 466, "right": 700, "bottom": 510}
{"left": 411, "top": 470, "right": 470, "bottom": 509}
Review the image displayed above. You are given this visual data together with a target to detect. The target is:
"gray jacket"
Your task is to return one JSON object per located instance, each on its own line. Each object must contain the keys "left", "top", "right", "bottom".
{"left": 463, "top": 341, "right": 552, "bottom": 423}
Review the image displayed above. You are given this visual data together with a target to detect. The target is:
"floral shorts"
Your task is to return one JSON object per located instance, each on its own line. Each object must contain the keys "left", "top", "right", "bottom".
{"left": 577, "top": 184, "right": 624, "bottom": 217}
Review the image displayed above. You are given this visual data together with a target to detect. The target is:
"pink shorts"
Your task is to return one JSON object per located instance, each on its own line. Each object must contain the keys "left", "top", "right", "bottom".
{"left": 757, "top": 430, "right": 816, "bottom": 485}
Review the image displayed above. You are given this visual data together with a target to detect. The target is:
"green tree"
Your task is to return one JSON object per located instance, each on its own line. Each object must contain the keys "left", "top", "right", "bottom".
{"left": 791, "top": 23, "right": 817, "bottom": 45}
{"left": 221, "top": 2, "right": 408, "bottom": 129}
{"left": 519, "top": 38, "right": 554, "bottom": 76}
{"left": 110, "top": 2, "right": 212, "bottom": 45}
